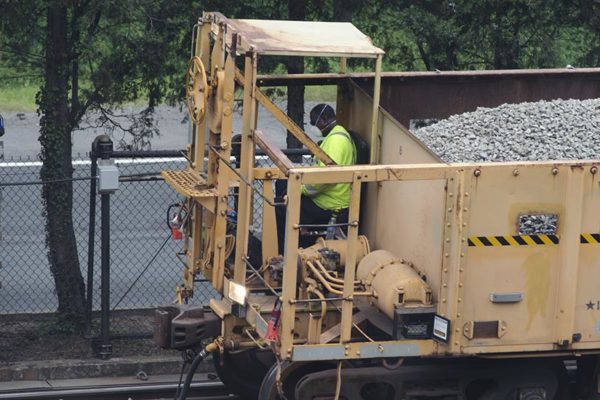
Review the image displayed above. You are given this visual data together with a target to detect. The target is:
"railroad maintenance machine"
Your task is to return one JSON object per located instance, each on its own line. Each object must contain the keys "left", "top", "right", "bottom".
{"left": 155, "top": 12, "right": 600, "bottom": 400}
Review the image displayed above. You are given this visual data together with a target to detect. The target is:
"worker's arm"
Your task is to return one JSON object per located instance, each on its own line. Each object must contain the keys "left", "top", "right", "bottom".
{"left": 301, "top": 133, "right": 353, "bottom": 197}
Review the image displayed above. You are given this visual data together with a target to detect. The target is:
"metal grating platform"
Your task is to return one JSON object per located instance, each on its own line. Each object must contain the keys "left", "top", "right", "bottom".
{"left": 161, "top": 170, "right": 217, "bottom": 200}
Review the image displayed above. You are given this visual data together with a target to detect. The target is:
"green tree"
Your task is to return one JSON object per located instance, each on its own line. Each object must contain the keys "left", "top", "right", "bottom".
{"left": 0, "top": 0, "right": 201, "bottom": 331}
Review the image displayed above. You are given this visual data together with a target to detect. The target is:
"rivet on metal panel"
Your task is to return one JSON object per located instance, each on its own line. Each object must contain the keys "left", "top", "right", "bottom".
{"left": 292, "top": 224, "right": 300, "bottom": 230}
{"left": 512, "top": 169, "right": 519, "bottom": 176}
{"left": 447, "top": 208, "right": 452, "bottom": 213}
{"left": 461, "top": 238, "right": 466, "bottom": 242}
{"left": 552, "top": 167, "right": 559, "bottom": 175}
{"left": 458, "top": 298, "right": 462, "bottom": 302}
{"left": 344, "top": 351, "right": 349, "bottom": 356}
{"left": 443, "top": 284, "right": 447, "bottom": 288}
{"left": 444, "top": 253, "right": 449, "bottom": 257}
{"left": 460, "top": 253, "right": 465, "bottom": 257}
{"left": 443, "top": 268, "right": 448, "bottom": 273}
{"left": 457, "top": 313, "right": 461, "bottom": 318}
{"left": 459, "top": 268, "right": 464, "bottom": 272}
{"left": 463, "top": 208, "right": 468, "bottom": 212}
{"left": 447, "top": 223, "right": 451, "bottom": 228}
{"left": 445, "top": 238, "right": 450, "bottom": 243}
{"left": 295, "top": 175, "right": 300, "bottom": 180}
{"left": 449, "top": 193, "right": 453, "bottom": 197}
{"left": 356, "top": 350, "right": 361, "bottom": 355}
{"left": 462, "top": 223, "right": 467, "bottom": 227}
{"left": 459, "top": 283, "right": 463, "bottom": 287}
{"left": 217, "top": 243, "right": 223, "bottom": 249}
{"left": 378, "top": 344, "right": 384, "bottom": 353}
{"left": 442, "top": 299, "right": 446, "bottom": 303}
{"left": 474, "top": 169, "right": 481, "bottom": 177}
{"left": 220, "top": 210, "right": 226, "bottom": 216}
{"left": 465, "top": 192, "right": 469, "bottom": 197}
{"left": 454, "top": 341, "right": 459, "bottom": 345}
{"left": 591, "top": 166, "right": 598, "bottom": 174}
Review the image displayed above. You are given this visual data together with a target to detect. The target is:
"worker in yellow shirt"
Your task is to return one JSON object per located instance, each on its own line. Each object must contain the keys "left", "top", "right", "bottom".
{"left": 275, "top": 104, "right": 356, "bottom": 254}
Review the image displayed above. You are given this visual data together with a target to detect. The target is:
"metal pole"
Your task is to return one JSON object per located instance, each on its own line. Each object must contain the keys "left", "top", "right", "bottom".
{"left": 98, "top": 191, "right": 112, "bottom": 359}
{"left": 84, "top": 151, "right": 98, "bottom": 336}
{"left": 94, "top": 134, "right": 115, "bottom": 360}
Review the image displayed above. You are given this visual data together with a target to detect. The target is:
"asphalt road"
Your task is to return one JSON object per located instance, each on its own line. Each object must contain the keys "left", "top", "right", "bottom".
{"left": 0, "top": 103, "right": 324, "bottom": 314}
{"left": 0, "top": 103, "right": 322, "bottom": 160}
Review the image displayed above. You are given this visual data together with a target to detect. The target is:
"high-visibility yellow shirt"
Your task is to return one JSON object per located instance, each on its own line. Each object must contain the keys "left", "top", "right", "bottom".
{"left": 301, "top": 124, "right": 356, "bottom": 210}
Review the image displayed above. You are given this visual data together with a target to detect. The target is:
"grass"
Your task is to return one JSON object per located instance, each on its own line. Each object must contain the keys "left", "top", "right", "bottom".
{"left": 0, "top": 79, "right": 337, "bottom": 114}
{"left": 0, "top": 83, "right": 39, "bottom": 112}
{"left": 263, "top": 85, "right": 337, "bottom": 102}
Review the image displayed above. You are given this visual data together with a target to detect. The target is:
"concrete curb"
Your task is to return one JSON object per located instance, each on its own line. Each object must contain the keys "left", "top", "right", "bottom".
{"left": 0, "top": 356, "right": 213, "bottom": 382}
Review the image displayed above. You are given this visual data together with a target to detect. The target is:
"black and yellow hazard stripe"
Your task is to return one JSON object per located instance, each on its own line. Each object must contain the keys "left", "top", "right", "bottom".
{"left": 468, "top": 233, "right": 600, "bottom": 246}
{"left": 580, "top": 233, "right": 600, "bottom": 244}
{"left": 468, "top": 235, "right": 559, "bottom": 247}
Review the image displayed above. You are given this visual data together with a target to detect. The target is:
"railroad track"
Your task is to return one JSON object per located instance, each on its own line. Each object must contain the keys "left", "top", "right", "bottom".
{"left": 0, "top": 379, "right": 236, "bottom": 400}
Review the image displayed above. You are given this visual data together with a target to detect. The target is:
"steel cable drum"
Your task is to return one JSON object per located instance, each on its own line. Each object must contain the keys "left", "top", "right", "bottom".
{"left": 356, "top": 249, "right": 433, "bottom": 320}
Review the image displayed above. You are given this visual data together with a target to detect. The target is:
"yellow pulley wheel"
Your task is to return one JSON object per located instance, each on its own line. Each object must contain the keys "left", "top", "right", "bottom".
{"left": 185, "top": 56, "right": 209, "bottom": 124}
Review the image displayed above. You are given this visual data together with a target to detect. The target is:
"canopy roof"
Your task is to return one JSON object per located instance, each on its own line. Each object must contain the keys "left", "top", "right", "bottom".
{"left": 207, "top": 12, "right": 384, "bottom": 58}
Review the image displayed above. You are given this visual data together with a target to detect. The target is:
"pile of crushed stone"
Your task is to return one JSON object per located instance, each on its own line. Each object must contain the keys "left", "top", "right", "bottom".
{"left": 413, "top": 98, "right": 600, "bottom": 163}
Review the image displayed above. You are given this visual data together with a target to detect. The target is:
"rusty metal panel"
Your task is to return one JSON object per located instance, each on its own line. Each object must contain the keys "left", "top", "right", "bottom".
{"left": 209, "top": 12, "right": 384, "bottom": 57}
{"left": 352, "top": 69, "right": 600, "bottom": 127}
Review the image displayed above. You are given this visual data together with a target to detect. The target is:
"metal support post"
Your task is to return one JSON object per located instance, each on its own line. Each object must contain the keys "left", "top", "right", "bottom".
{"left": 84, "top": 140, "right": 99, "bottom": 336}
{"left": 94, "top": 135, "right": 118, "bottom": 359}
{"left": 99, "top": 191, "right": 111, "bottom": 359}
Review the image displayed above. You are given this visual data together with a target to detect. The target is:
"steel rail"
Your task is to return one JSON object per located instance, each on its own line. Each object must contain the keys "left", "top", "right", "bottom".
{"left": 0, "top": 380, "right": 230, "bottom": 400}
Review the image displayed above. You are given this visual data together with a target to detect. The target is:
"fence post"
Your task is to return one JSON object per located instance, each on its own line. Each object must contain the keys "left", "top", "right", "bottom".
{"left": 95, "top": 135, "right": 119, "bottom": 360}
{"left": 85, "top": 142, "right": 99, "bottom": 336}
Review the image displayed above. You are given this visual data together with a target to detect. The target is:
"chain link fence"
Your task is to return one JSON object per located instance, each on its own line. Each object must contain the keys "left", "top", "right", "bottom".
{"left": 0, "top": 150, "right": 310, "bottom": 361}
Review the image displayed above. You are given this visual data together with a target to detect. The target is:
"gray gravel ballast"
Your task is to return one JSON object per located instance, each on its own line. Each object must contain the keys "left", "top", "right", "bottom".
{"left": 413, "top": 98, "right": 600, "bottom": 163}
{"left": 413, "top": 98, "right": 600, "bottom": 235}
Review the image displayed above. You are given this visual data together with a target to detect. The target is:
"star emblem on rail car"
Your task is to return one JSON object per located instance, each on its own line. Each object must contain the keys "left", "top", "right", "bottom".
{"left": 586, "top": 301, "right": 595, "bottom": 310}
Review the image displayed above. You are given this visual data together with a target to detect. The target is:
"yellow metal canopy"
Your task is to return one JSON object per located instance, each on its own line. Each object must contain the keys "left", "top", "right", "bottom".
{"left": 207, "top": 12, "right": 384, "bottom": 58}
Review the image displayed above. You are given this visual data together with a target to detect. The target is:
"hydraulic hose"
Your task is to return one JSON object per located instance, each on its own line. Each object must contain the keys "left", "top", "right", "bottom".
{"left": 177, "top": 341, "right": 220, "bottom": 400}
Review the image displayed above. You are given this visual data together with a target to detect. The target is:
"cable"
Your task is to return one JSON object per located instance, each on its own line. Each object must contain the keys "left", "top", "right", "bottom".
{"left": 114, "top": 200, "right": 191, "bottom": 310}
{"left": 174, "top": 357, "right": 188, "bottom": 400}
{"left": 0, "top": 176, "right": 95, "bottom": 187}
{"left": 177, "top": 347, "right": 210, "bottom": 400}
{"left": 333, "top": 361, "right": 342, "bottom": 400}
{"left": 112, "top": 234, "right": 171, "bottom": 311}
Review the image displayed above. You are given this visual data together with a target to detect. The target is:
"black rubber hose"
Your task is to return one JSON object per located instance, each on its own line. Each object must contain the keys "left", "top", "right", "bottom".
{"left": 177, "top": 348, "right": 210, "bottom": 400}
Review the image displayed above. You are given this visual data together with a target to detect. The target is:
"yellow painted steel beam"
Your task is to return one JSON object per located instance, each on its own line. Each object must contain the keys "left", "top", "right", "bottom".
{"left": 340, "top": 176, "right": 362, "bottom": 343}
{"left": 233, "top": 52, "right": 258, "bottom": 285}
{"left": 555, "top": 167, "right": 585, "bottom": 345}
{"left": 253, "top": 130, "right": 294, "bottom": 175}
{"left": 293, "top": 161, "right": 600, "bottom": 184}
{"left": 280, "top": 173, "right": 303, "bottom": 359}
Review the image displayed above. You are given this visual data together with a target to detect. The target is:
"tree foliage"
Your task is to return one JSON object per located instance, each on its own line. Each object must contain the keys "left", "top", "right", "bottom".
{"left": 1, "top": 0, "right": 599, "bottom": 332}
